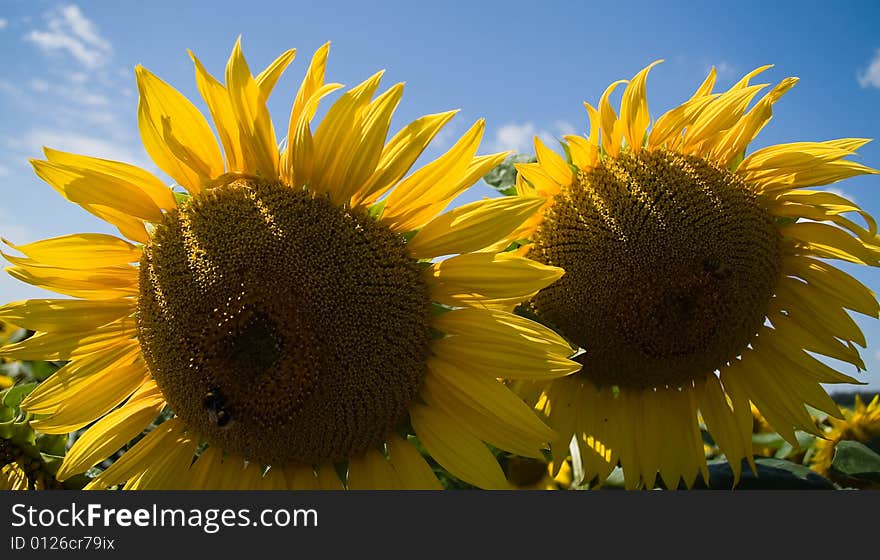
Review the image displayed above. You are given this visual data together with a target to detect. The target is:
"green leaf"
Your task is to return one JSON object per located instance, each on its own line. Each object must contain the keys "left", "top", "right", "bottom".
{"left": 1, "top": 382, "right": 36, "bottom": 409}
{"left": 830, "top": 440, "right": 880, "bottom": 484}
{"left": 693, "top": 457, "right": 835, "bottom": 490}
{"left": 482, "top": 154, "right": 536, "bottom": 196}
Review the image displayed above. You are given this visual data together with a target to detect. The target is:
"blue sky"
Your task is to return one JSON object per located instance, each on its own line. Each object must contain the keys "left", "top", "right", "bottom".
{"left": 0, "top": 0, "right": 879, "bottom": 389}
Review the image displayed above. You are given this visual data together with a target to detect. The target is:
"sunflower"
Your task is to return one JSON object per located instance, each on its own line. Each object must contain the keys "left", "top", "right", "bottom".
{"left": 811, "top": 394, "right": 880, "bottom": 477}
{"left": 0, "top": 40, "right": 580, "bottom": 490}
{"left": 508, "top": 62, "right": 879, "bottom": 489}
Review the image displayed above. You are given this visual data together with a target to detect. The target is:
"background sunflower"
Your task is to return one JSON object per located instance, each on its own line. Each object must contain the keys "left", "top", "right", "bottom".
{"left": 503, "top": 62, "right": 879, "bottom": 489}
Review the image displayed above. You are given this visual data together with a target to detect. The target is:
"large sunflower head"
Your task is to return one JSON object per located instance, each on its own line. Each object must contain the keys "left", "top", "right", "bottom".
{"left": 0, "top": 39, "right": 580, "bottom": 490}
{"left": 811, "top": 394, "right": 880, "bottom": 477}
{"left": 508, "top": 62, "right": 880, "bottom": 489}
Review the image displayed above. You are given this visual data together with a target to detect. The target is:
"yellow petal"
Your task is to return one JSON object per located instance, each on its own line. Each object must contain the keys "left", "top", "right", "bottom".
{"left": 692, "top": 67, "right": 717, "bottom": 98}
{"left": 0, "top": 319, "right": 137, "bottom": 361}
{"left": 782, "top": 222, "right": 880, "bottom": 266}
{"left": 407, "top": 197, "right": 546, "bottom": 259}
{"left": 284, "top": 83, "right": 343, "bottom": 187}
{"left": 1, "top": 463, "right": 28, "bottom": 490}
{"left": 136, "top": 65, "right": 224, "bottom": 192}
{"left": 124, "top": 428, "right": 197, "bottom": 490}
{"left": 515, "top": 162, "right": 562, "bottom": 196}
{"left": 288, "top": 42, "right": 332, "bottom": 143}
{"left": 731, "top": 65, "right": 774, "bottom": 90}
{"left": 564, "top": 134, "right": 599, "bottom": 170}
{"left": 285, "top": 465, "right": 319, "bottom": 490}
{"left": 584, "top": 102, "right": 600, "bottom": 147}
{"left": 225, "top": 38, "right": 279, "bottom": 178}
{"left": 316, "top": 465, "right": 345, "bottom": 490}
{"left": 255, "top": 48, "right": 296, "bottom": 101}
{"left": 410, "top": 403, "right": 510, "bottom": 490}
{"left": 381, "top": 119, "right": 486, "bottom": 228}
{"left": 389, "top": 151, "right": 510, "bottom": 233}
{"left": 352, "top": 110, "right": 458, "bottom": 207}
{"left": 387, "top": 435, "right": 442, "bottom": 490}
{"left": 423, "top": 357, "right": 556, "bottom": 456}
{"left": 85, "top": 418, "right": 184, "bottom": 489}
{"left": 599, "top": 80, "right": 627, "bottom": 156}
{"left": 30, "top": 362, "right": 148, "bottom": 434}
{"left": 647, "top": 94, "right": 717, "bottom": 150}
{"left": 55, "top": 381, "right": 164, "bottom": 480}
{"left": 425, "top": 252, "right": 563, "bottom": 309}
{"left": 0, "top": 298, "right": 133, "bottom": 332}
{"left": 189, "top": 50, "right": 244, "bottom": 172}
{"left": 310, "top": 71, "right": 384, "bottom": 202}
{"left": 348, "top": 449, "right": 401, "bottom": 490}
{"left": 694, "top": 375, "right": 748, "bottom": 485}
{"left": 3, "top": 258, "right": 138, "bottom": 300}
{"left": 432, "top": 307, "right": 574, "bottom": 357}
{"left": 43, "top": 148, "right": 177, "bottom": 213}
{"left": 619, "top": 60, "right": 662, "bottom": 153}
{"left": 534, "top": 136, "right": 572, "bottom": 185}
{"left": 431, "top": 327, "right": 581, "bottom": 380}
{"left": 31, "top": 159, "right": 164, "bottom": 223}
{"left": 20, "top": 340, "right": 140, "bottom": 413}
{"left": 326, "top": 83, "right": 405, "bottom": 205}
{"left": 710, "top": 77, "right": 799, "bottom": 166}
{"left": 784, "top": 256, "right": 879, "bottom": 317}
{"left": 681, "top": 84, "right": 767, "bottom": 151}
{"left": 3, "top": 233, "right": 140, "bottom": 269}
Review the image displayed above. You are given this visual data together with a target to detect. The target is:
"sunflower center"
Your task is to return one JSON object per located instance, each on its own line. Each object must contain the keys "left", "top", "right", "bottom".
{"left": 137, "top": 178, "right": 433, "bottom": 465}
{"left": 527, "top": 150, "right": 782, "bottom": 390}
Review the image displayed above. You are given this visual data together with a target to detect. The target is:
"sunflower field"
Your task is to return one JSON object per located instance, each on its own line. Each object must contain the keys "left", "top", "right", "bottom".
{"left": 2, "top": 33, "right": 880, "bottom": 492}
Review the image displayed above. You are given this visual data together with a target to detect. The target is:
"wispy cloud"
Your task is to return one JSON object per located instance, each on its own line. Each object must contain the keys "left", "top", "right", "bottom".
{"left": 491, "top": 121, "right": 577, "bottom": 154}
{"left": 24, "top": 4, "right": 111, "bottom": 68}
{"left": 857, "top": 49, "right": 880, "bottom": 89}
{"left": 826, "top": 187, "right": 857, "bottom": 204}
{"left": 0, "top": 18, "right": 8, "bottom": 30}
{"left": 2, "top": 5, "right": 142, "bottom": 166}
{"left": 15, "top": 129, "right": 149, "bottom": 169}
{"left": 713, "top": 60, "right": 735, "bottom": 78}
{"left": 0, "top": 209, "right": 33, "bottom": 244}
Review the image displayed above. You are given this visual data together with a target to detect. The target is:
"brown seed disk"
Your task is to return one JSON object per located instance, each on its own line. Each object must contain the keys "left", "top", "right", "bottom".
{"left": 137, "top": 178, "right": 433, "bottom": 465}
{"left": 527, "top": 150, "right": 782, "bottom": 390}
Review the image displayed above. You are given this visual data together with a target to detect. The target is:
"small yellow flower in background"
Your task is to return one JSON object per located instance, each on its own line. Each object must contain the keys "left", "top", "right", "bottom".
{"left": 508, "top": 62, "right": 879, "bottom": 489}
{"left": 0, "top": 39, "right": 580, "bottom": 490}
{"left": 0, "top": 320, "right": 17, "bottom": 388}
{"left": 811, "top": 394, "right": 880, "bottom": 477}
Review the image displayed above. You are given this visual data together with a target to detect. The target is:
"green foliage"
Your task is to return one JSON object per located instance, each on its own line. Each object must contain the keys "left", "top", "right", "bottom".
{"left": 0, "top": 383, "right": 87, "bottom": 489}
{"left": 694, "top": 457, "right": 835, "bottom": 490}
{"left": 482, "top": 154, "right": 536, "bottom": 196}
{"left": 830, "top": 440, "right": 880, "bottom": 486}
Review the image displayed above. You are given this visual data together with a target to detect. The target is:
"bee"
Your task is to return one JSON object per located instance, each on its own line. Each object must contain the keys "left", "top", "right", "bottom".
{"left": 203, "top": 388, "right": 232, "bottom": 428}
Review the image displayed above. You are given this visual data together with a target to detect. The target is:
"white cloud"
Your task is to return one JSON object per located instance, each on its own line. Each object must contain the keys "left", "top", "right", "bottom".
{"left": 0, "top": 18, "right": 8, "bottom": 30}
{"left": 714, "top": 60, "right": 735, "bottom": 78}
{"left": 28, "top": 79, "right": 50, "bottom": 93}
{"left": 857, "top": 49, "right": 880, "bottom": 89}
{"left": 0, "top": 209, "right": 33, "bottom": 244}
{"left": 826, "top": 187, "right": 856, "bottom": 203}
{"left": 0, "top": 164, "right": 9, "bottom": 177}
{"left": 24, "top": 4, "right": 111, "bottom": 68}
{"left": 0, "top": 79, "right": 22, "bottom": 98}
{"left": 494, "top": 122, "right": 536, "bottom": 153}
{"left": 491, "top": 121, "right": 576, "bottom": 154}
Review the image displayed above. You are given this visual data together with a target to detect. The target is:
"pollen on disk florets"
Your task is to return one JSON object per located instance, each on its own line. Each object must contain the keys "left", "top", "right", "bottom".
{"left": 137, "top": 178, "right": 434, "bottom": 465}
{"left": 527, "top": 150, "right": 783, "bottom": 390}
